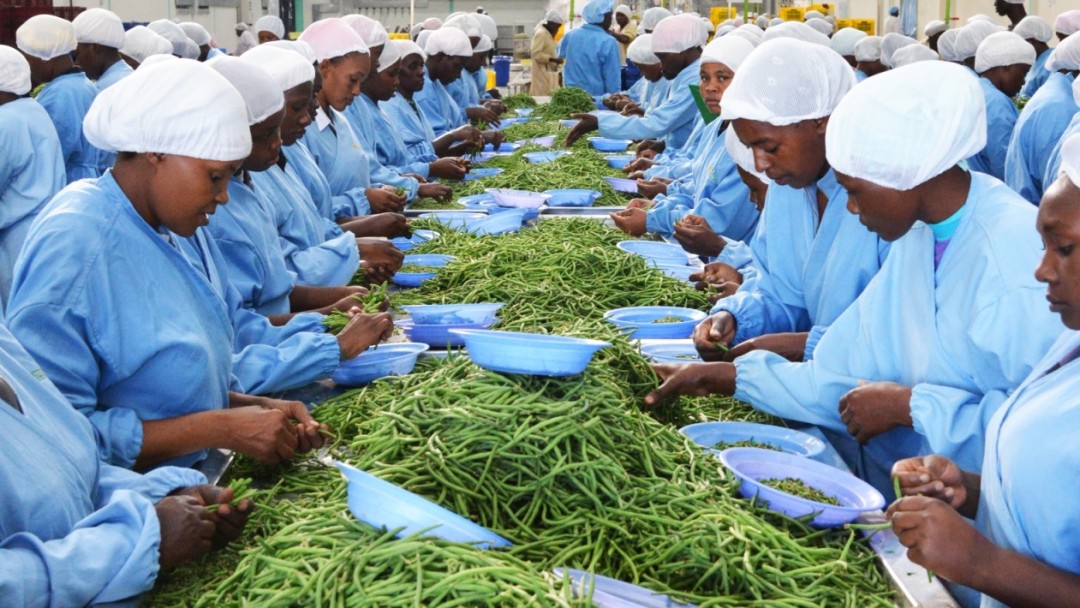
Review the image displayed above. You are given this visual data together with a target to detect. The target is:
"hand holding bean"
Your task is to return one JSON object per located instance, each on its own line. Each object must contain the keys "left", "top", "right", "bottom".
{"left": 156, "top": 495, "right": 215, "bottom": 569}
{"left": 636, "top": 178, "right": 668, "bottom": 199}
{"left": 173, "top": 484, "right": 253, "bottom": 548}
{"left": 692, "top": 312, "right": 736, "bottom": 360}
{"left": 891, "top": 455, "right": 970, "bottom": 509}
{"left": 366, "top": 187, "right": 407, "bottom": 214}
{"left": 886, "top": 496, "right": 994, "bottom": 587}
{"left": 336, "top": 312, "right": 394, "bottom": 360}
{"left": 838, "top": 381, "right": 913, "bottom": 444}
{"left": 673, "top": 215, "right": 725, "bottom": 257}
{"left": 564, "top": 113, "right": 599, "bottom": 147}
{"left": 609, "top": 208, "right": 648, "bottom": 236}
{"left": 644, "top": 361, "right": 737, "bottom": 406}
{"left": 223, "top": 406, "right": 298, "bottom": 465}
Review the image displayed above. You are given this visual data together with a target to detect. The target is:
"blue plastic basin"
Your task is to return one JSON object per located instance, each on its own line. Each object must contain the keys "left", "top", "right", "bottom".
{"left": 529, "top": 135, "right": 556, "bottom": 147}
{"left": 560, "top": 119, "right": 579, "bottom": 128}
{"left": 588, "top": 137, "right": 632, "bottom": 153}
{"left": 651, "top": 262, "right": 697, "bottom": 282}
{"left": 331, "top": 343, "right": 430, "bottom": 386}
{"left": 458, "top": 193, "right": 495, "bottom": 210}
{"left": 449, "top": 329, "right": 610, "bottom": 376}
{"left": 603, "top": 176, "right": 639, "bottom": 194}
{"left": 515, "top": 107, "right": 534, "bottom": 117}
{"left": 639, "top": 341, "right": 704, "bottom": 364}
{"left": 544, "top": 188, "right": 601, "bottom": 207}
{"left": 391, "top": 254, "right": 455, "bottom": 288}
{"left": 524, "top": 150, "right": 568, "bottom": 164}
{"left": 398, "top": 319, "right": 496, "bottom": 348}
{"left": 605, "top": 154, "right": 635, "bottom": 169}
{"left": 390, "top": 229, "right": 439, "bottom": 252}
{"left": 463, "top": 167, "right": 504, "bottom": 181}
{"left": 603, "top": 306, "right": 706, "bottom": 339}
{"left": 483, "top": 141, "right": 521, "bottom": 153}
{"left": 419, "top": 212, "right": 485, "bottom": 230}
{"left": 680, "top": 422, "right": 828, "bottom": 458}
{"left": 485, "top": 188, "right": 551, "bottom": 209}
{"left": 467, "top": 208, "right": 528, "bottom": 235}
{"left": 719, "top": 448, "right": 887, "bottom": 528}
{"left": 401, "top": 303, "right": 505, "bottom": 325}
{"left": 616, "top": 240, "right": 690, "bottom": 265}
{"left": 556, "top": 568, "right": 692, "bottom": 608}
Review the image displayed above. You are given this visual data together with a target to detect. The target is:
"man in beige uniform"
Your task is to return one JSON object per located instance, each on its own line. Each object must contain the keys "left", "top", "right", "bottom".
{"left": 531, "top": 10, "right": 564, "bottom": 96}
{"left": 612, "top": 5, "right": 638, "bottom": 65}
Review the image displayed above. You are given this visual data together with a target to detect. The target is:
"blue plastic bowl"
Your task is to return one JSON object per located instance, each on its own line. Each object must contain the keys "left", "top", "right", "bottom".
{"left": 616, "top": 240, "right": 690, "bottom": 265}
{"left": 467, "top": 200, "right": 540, "bottom": 222}
{"left": 448, "top": 329, "right": 610, "bottom": 376}
{"left": 560, "top": 119, "right": 579, "bottom": 128}
{"left": 719, "top": 448, "right": 887, "bottom": 528}
{"left": 335, "top": 462, "right": 511, "bottom": 548}
{"left": 544, "top": 188, "right": 601, "bottom": 207}
{"left": 605, "top": 154, "right": 635, "bottom": 170}
{"left": 468, "top": 151, "right": 500, "bottom": 163}
{"left": 401, "top": 303, "right": 505, "bottom": 325}
{"left": 555, "top": 568, "right": 692, "bottom": 608}
{"left": 603, "top": 176, "right": 639, "bottom": 194}
{"left": 467, "top": 208, "right": 528, "bottom": 235}
{"left": 680, "top": 422, "right": 828, "bottom": 459}
{"left": 398, "top": 319, "right": 496, "bottom": 348}
{"left": 529, "top": 135, "right": 556, "bottom": 148}
{"left": 515, "top": 107, "right": 534, "bottom": 117}
{"left": 603, "top": 306, "right": 707, "bottom": 339}
{"left": 331, "top": 343, "right": 430, "bottom": 386}
{"left": 463, "top": 167, "right": 504, "bottom": 181}
{"left": 391, "top": 254, "right": 455, "bottom": 287}
{"left": 458, "top": 193, "right": 495, "bottom": 210}
{"left": 483, "top": 141, "right": 522, "bottom": 153}
{"left": 391, "top": 229, "right": 439, "bottom": 252}
{"left": 640, "top": 341, "right": 704, "bottom": 364}
{"left": 651, "top": 262, "right": 697, "bottom": 282}
{"left": 419, "top": 212, "right": 485, "bottom": 230}
{"left": 588, "top": 137, "right": 632, "bottom": 153}
{"left": 524, "top": 150, "right": 568, "bottom": 164}
{"left": 485, "top": 188, "right": 551, "bottom": 209}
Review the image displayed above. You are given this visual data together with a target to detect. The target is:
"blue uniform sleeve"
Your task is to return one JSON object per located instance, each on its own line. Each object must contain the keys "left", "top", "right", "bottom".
{"left": 603, "top": 38, "right": 622, "bottom": 95}
{"left": 97, "top": 465, "right": 207, "bottom": 505}
{"left": 280, "top": 229, "right": 360, "bottom": 288}
{"left": 644, "top": 195, "right": 690, "bottom": 236}
{"left": 977, "top": 93, "right": 1017, "bottom": 181}
{"left": 689, "top": 164, "right": 758, "bottom": 242}
{"left": 733, "top": 352, "right": 853, "bottom": 433}
{"left": 0, "top": 489, "right": 161, "bottom": 608}
{"left": 331, "top": 187, "right": 372, "bottom": 219}
{"left": 367, "top": 159, "right": 420, "bottom": 201}
{"left": 596, "top": 85, "right": 696, "bottom": 141}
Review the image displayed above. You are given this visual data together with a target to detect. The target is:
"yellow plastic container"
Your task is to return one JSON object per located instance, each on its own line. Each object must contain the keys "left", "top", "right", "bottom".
{"left": 710, "top": 6, "right": 737, "bottom": 24}
{"left": 835, "top": 18, "right": 853, "bottom": 29}
{"left": 486, "top": 70, "right": 496, "bottom": 91}
{"left": 851, "top": 18, "right": 876, "bottom": 34}
{"left": 808, "top": 4, "right": 834, "bottom": 16}
{"left": 388, "top": 32, "right": 409, "bottom": 41}
{"left": 780, "top": 7, "right": 805, "bottom": 21}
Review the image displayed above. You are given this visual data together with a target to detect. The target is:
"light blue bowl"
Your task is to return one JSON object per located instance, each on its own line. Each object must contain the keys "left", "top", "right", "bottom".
{"left": 468, "top": 151, "right": 501, "bottom": 163}
{"left": 640, "top": 341, "right": 704, "bottom": 364}
{"left": 401, "top": 303, "right": 505, "bottom": 325}
{"left": 544, "top": 188, "right": 601, "bottom": 207}
{"left": 680, "top": 422, "right": 827, "bottom": 459}
{"left": 398, "top": 319, "right": 496, "bottom": 348}
{"left": 467, "top": 200, "right": 540, "bottom": 222}
{"left": 390, "top": 229, "right": 440, "bottom": 252}
{"left": 335, "top": 461, "right": 511, "bottom": 548}
{"left": 588, "top": 137, "right": 632, "bottom": 153}
{"left": 605, "top": 154, "right": 635, "bottom": 169}
{"left": 560, "top": 119, "right": 579, "bottom": 128}
{"left": 448, "top": 329, "right": 610, "bottom": 376}
{"left": 603, "top": 306, "right": 707, "bottom": 339}
{"left": 485, "top": 188, "right": 551, "bottom": 209}
{"left": 651, "top": 262, "right": 697, "bottom": 282}
{"left": 458, "top": 193, "right": 495, "bottom": 210}
{"left": 419, "top": 212, "right": 485, "bottom": 230}
{"left": 555, "top": 568, "right": 692, "bottom": 608}
{"left": 603, "top": 176, "right": 639, "bottom": 194}
{"left": 616, "top": 240, "right": 690, "bottom": 265}
{"left": 515, "top": 107, "right": 534, "bottom": 117}
{"left": 483, "top": 141, "right": 522, "bottom": 153}
{"left": 719, "top": 448, "right": 886, "bottom": 528}
{"left": 524, "top": 150, "right": 568, "bottom": 164}
{"left": 331, "top": 343, "right": 430, "bottom": 386}
{"left": 467, "top": 208, "right": 528, "bottom": 235}
{"left": 463, "top": 167, "right": 504, "bottom": 181}
{"left": 529, "top": 135, "right": 556, "bottom": 147}
{"left": 391, "top": 254, "right": 455, "bottom": 287}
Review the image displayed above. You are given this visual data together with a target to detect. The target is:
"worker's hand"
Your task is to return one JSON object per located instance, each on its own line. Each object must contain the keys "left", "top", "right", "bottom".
{"left": 838, "top": 381, "right": 914, "bottom": 444}
{"left": 447, "top": 125, "right": 485, "bottom": 152}
{"left": 336, "top": 312, "right": 394, "bottom": 360}
{"left": 347, "top": 213, "right": 411, "bottom": 238}
{"left": 673, "top": 215, "right": 725, "bottom": 257}
{"left": 173, "top": 485, "right": 253, "bottom": 548}
{"left": 620, "top": 101, "right": 645, "bottom": 117}
{"left": 257, "top": 397, "right": 329, "bottom": 454}
{"left": 429, "top": 157, "right": 469, "bottom": 180}
{"left": 482, "top": 99, "right": 507, "bottom": 115}
{"left": 637, "top": 139, "right": 665, "bottom": 155}
{"left": 482, "top": 129, "right": 506, "bottom": 149}
{"left": 636, "top": 178, "right": 668, "bottom": 199}
{"left": 418, "top": 182, "right": 453, "bottom": 202}
{"left": 892, "top": 455, "right": 969, "bottom": 509}
{"left": 357, "top": 239, "right": 404, "bottom": 284}
{"left": 643, "top": 362, "right": 737, "bottom": 407}
{"left": 887, "top": 496, "right": 993, "bottom": 586}
{"left": 366, "top": 187, "right": 407, "bottom": 214}
{"left": 156, "top": 495, "right": 215, "bottom": 569}
{"left": 403, "top": 174, "right": 427, "bottom": 183}
{"left": 609, "top": 208, "right": 648, "bottom": 236}
{"left": 624, "top": 157, "right": 654, "bottom": 174}
{"left": 466, "top": 105, "right": 502, "bottom": 126}
{"left": 224, "top": 406, "right": 299, "bottom": 465}
{"left": 720, "top": 332, "right": 808, "bottom": 363}
{"left": 602, "top": 95, "right": 622, "bottom": 110}
{"left": 692, "top": 312, "right": 736, "bottom": 361}
{"left": 691, "top": 262, "right": 742, "bottom": 290}
{"left": 626, "top": 198, "right": 653, "bottom": 210}
{"left": 564, "top": 113, "right": 599, "bottom": 147}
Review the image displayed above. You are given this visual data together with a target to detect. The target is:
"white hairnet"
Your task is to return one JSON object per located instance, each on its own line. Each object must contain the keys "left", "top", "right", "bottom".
{"left": 854, "top": 35, "right": 883, "bottom": 61}
{"left": 701, "top": 35, "right": 754, "bottom": 71}
{"left": 423, "top": 17, "right": 443, "bottom": 30}
{"left": 805, "top": 18, "right": 833, "bottom": 36}
{"left": 236, "top": 22, "right": 251, "bottom": 32}
{"left": 923, "top": 20, "right": 947, "bottom": 38}
{"left": 410, "top": 23, "right": 424, "bottom": 39}
{"left": 242, "top": 44, "right": 314, "bottom": 91}
{"left": 891, "top": 44, "right": 938, "bottom": 67}
{"left": 967, "top": 14, "right": 995, "bottom": 24}
{"left": 756, "top": 16, "right": 769, "bottom": 29}
{"left": 955, "top": 21, "right": 1004, "bottom": 61}
{"left": 731, "top": 24, "right": 763, "bottom": 47}
{"left": 975, "top": 31, "right": 1035, "bottom": 73}
{"left": 583, "top": 0, "right": 615, "bottom": 25}
{"left": 1060, "top": 133, "right": 1080, "bottom": 188}
{"left": 1046, "top": 32, "right": 1080, "bottom": 71}
{"left": 84, "top": 58, "right": 251, "bottom": 160}
{"left": 147, "top": 19, "right": 189, "bottom": 57}
{"left": 396, "top": 39, "right": 426, "bottom": 61}
{"left": 542, "top": 10, "right": 565, "bottom": 26}
{"left": 254, "top": 15, "right": 286, "bottom": 39}
{"left": 721, "top": 38, "right": 854, "bottom": 126}
{"left": 16, "top": 14, "right": 77, "bottom": 61}
{"left": 264, "top": 39, "right": 317, "bottom": 64}
{"left": 1074, "top": 73, "right": 1080, "bottom": 106}
{"left": 119, "top": 26, "right": 173, "bottom": 64}
{"left": 299, "top": 18, "right": 369, "bottom": 62}
{"left": 477, "top": 13, "right": 498, "bottom": 41}
{"left": 831, "top": 27, "right": 867, "bottom": 56}
{"left": 615, "top": 5, "right": 631, "bottom": 18}
{"left": 640, "top": 7, "right": 672, "bottom": 32}
{"left": 1055, "top": 10, "right": 1080, "bottom": 35}
{"left": 937, "top": 28, "right": 962, "bottom": 61}
{"left": 343, "top": 14, "right": 388, "bottom": 49}
{"left": 716, "top": 25, "right": 735, "bottom": 37}
{"left": 138, "top": 53, "right": 176, "bottom": 69}
{"left": 652, "top": 13, "right": 707, "bottom": 53}
{"left": 761, "top": 21, "right": 830, "bottom": 47}
{"left": 825, "top": 16, "right": 836, "bottom": 26}
{"left": 827, "top": 61, "right": 984, "bottom": 190}
{"left": 444, "top": 13, "right": 483, "bottom": 38}
{"left": 626, "top": 34, "right": 658, "bottom": 64}
{"left": 1013, "top": 16, "right": 1052, "bottom": 43}
{"left": 768, "top": 17, "right": 784, "bottom": 27}
{"left": 207, "top": 55, "right": 284, "bottom": 125}
{"left": 880, "top": 32, "right": 917, "bottom": 67}
{"left": 474, "top": 34, "right": 493, "bottom": 53}
{"left": 417, "top": 29, "right": 433, "bottom": 51}
{"left": 178, "top": 22, "right": 211, "bottom": 47}
{"left": 0, "top": 46, "right": 31, "bottom": 96}
{"left": 73, "top": 9, "right": 125, "bottom": 49}
{"left": 702, "top": 18, "right": 716, "bottom": 34}
{"left": 425, "top": 26, "right": 473, "bottom": 57}
{"left": 725, "top": 126, "right": 769, "bottom": 182}
{"left": 804, "top": 10, "right": 825, "bottom": 20}
{"left": 180, "top": 38, "right": 200, "bottom": 60}
{"left": 376, "top": 34, "right": 403, "bottom": 72}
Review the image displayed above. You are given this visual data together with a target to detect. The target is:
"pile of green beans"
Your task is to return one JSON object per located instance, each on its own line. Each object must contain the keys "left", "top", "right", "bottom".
{"left": 760, "top": 478, "right": 842, "bottom": 506}
{"left": 500, "top": 119, "right": 569, "bottom": 142}
{"left": 408, "top": 198, "right": 465, "bottom": 210}
{"left": 536, "top": 87, "right": 597, "bottom": 120}
{"left": 450, "top": 149, "right": 629, "bottom": 209}
{"left": 501, "top": 93, "right": 539, "bottom": 111}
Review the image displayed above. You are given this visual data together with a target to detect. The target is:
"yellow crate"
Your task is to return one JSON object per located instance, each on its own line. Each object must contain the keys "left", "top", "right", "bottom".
{"left": 851, "top": 18, "right": 875, "bottom": 34}
{"left": 388, "top": 32, "right": 409, "bottom": 41}
{"left": 710, "top": 6, "right": 738, "bottom": 24}
{"left": 835, "top": 18, "right": 853, "bottom": 28}
{"left": 780, "top": 6, "right": 805, "bottom": 21}
{"left": 808, "top": 3, "right": 834, "bottom": 16}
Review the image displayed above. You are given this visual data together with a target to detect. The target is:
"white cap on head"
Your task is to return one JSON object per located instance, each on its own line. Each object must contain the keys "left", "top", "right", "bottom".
{"left": 955, "top": 20, "right": 1005, "bottom": 61}
{"left": 923, "top": 20, "right": 947, "bottom": 38}
{"left": 73, "top": 8, "right": 125, "bottom": 49}
{"left": 768, "top": 17, "right": 784, "bottom": 27}
{"left": 804, "top": 10, "right": 825, "bottom": 20}
{"left": 761, "top": 21, "right": 831, "bottom": 47}
{"left": 756, "top": 16, "right": 769, "bottom": 29}
{"left": 263, "top": 39, "right": 316, "bottom": 64}
{"left": 826, "top": 61, "right": 985, "bottom": 191}
{"left": 831, "top": 27, "right": 867, "bottom": 57}
{"left": 423, "top": 17, "right": 443, "bottom": 30}
{"left": 651, "top": 13, "right": 708, "bottom": 53}
{"left": 410, "top": 23, "right": 424, "bottom": 39}
{"left": 1013, "top": 16, "right": 1053, "bottom": 44}
{"left": 582, "top": 0, "right": 615, "bottom": 25}
{"left": 444, "top": 13, "right": 483, "bottom": 38}
{"left": 16, "top": 14, "right": 77, "bottom": 61}
{"left": 854, "top": 35, "right": 883, "bottom": 61}
{"left": 207, "top": 55, "right": 284, "bottom": 125}
{"left": 0, "top": 46, "right": 31, "bottom": 96}
{"left": 1074, "top": 73, "right": 1080, "bottom": 106}
{"left": 721, "top": 38, "right": 855, "bottom": 126}
{"left": 542, "top": 10, "right": 565, "bottom": 26}
{"left": 84, "top": 58, "right": 251, "bottom": 160}
{"left": 178, "top": 22, "right": 211, "bottom": 47}
{"left": 396, "top": 39, "right": 426, "bottom": 61}
{"left": 891, "top": 44, "right": 938, "bottom": 67}
{"left": 880, "top": 32, "right": 917, "bottom": 68}
{"left": 640, "top": 7, "right": 672, "bottom": 32}
{"left": 138, "top": 53, "right": 176, "bottom": 69}
{"left": 716, "top": 25, "right": 735, "bottom": 37}
{"left": 425, "top": 26, "right": 473, "bottom": 57}
{"left": 725, "top": 126, "right": 770, "bottom": 183}
{"left": 148, "top": 19, "right": 190, "bottom": 57}
{"left": 242, "top": 44, "right": 315, "bottom": 91}
{"left": 701, "top": 35, "right": 755, "bottom": 71}
{"left": 476, "top": 13, "right": 498, "bottom": 41}
{"left": 936, "top": 28, "right": 962, "bottom": 61}
{"left": 1048, "top": 32, "right": 1080, "bottom": 71}
{"left": 975, "top": 31, "right": 1035, "bottom": 73}
{"left": 731, "top": 24, "right": 763, "bottom": 47}
{"left": 474, "top": 34, "right": 493, "bottom": 53}
{"left": 342, "top": 14, "right": 389, "bottom": 49}
{"left": 299, "top": 18, "right": 369, "bottom": 62}
{"left": 180, "top": 38, "right": 200, "bottom": 60}
{"left": 615, "top": 5, "right": 631, "bottom": 18}
{"left": 627, "top": 34, "right": 659, "bottom": 65}
{"left": 254, "top": 15, "right": 286, "bottom": 39}
{"left": 417, "top": 29, "right": 434, "bottom": 51}
{"left": 376, "top": 34, "right": 403, "bottom": 72}
{"left": 805, "top": 17, "right": 833, "bottom": 36}
{"left": 119, "top": 26, "right": 173, "bottom": 64}
{"left": 1055, "top": 10, "right": 1080, "bottom": 36}
{"left": 967, "top": 14, "right": 995, "bottom": 23}
{"left": 1060, "top": 132, "right": 1080, "bottom": 187}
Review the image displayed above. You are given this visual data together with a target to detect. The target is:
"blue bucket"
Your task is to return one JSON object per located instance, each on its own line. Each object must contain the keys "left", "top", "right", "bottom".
{"left": 493, "top": 55, "right": 511, "bottom": 87}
